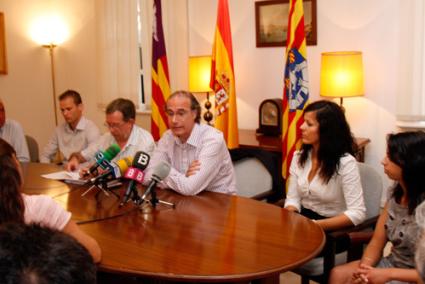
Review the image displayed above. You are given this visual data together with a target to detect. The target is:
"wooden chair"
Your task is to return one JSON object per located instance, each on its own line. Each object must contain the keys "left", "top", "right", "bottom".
{"left": 294, "top": 162, "right": 383, "bottom": 284}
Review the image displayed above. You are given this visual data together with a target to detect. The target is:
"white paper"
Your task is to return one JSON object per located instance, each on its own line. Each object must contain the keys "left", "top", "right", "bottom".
{"left": 41, "top": 171, "right": 88, "bottom": 185}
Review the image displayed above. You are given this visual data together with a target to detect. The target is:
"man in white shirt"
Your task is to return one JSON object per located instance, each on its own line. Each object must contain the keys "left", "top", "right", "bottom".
{"left": 66, "top": 98, "right": 155, "bottom": 171}
{"left": 144, "top": 90, "right": 236, "bottom": 196}
{"left": 40, "top": 90, "right": 100, "bottom": 164}
{"left": 0, "top": 99, "right": 29, "bottom": 162}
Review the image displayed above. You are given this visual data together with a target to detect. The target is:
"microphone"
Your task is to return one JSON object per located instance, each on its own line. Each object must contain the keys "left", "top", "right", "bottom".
{"left": 85, "top": 144, "right": 121, "bottom": 176}
{"left": 140, "top": 161, "right": 171, "bottom": 201}
{"left": 89, "top": 157, "right": 133, "bottom": 185}
{"left": 120, "top": 151, "right": 150, "bottom": 206}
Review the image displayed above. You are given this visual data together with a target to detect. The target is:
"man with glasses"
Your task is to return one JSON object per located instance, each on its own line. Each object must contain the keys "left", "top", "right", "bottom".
{"left": 66, "top": 98, "right": 155, "bottom": 171}
{"left": 40, "top": 90, "right": 100, "bottom": 164}
{"left": 144, "top": 90, "right": 236, "bottom": 196}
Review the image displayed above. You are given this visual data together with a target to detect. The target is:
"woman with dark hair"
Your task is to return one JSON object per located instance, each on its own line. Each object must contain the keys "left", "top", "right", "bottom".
{"left": 0, "top": 138, "right": 101, "bottom": 263}
{"left": 330, "top": 131, "right": 425, "bottom": 284}
{"left": 284, "top": 100, "right": 366, "bottom": 231}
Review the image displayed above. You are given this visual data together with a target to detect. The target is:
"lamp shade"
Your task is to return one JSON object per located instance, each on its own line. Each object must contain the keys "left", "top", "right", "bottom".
{"left": 30, "top": 15, "right": 69, "bottom": 46}
{"left": 189, "top": 56, "right": 212, "bottom": 93}
{"left": 320, "top": 51, "right": 364, "bottom": 99}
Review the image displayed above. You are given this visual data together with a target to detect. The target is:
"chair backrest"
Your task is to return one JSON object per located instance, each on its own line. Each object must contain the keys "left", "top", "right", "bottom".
{"left": 25, "top": 135, "right": 39, "bottom": 163}
{"left": 294, "top": 163, "right": 383, "bottom": 283}
{"left": 357, "top": 162, "right": 383, "bottom": 219}
{"left": 233, "top": 157, "right": 272, "bottom": 198}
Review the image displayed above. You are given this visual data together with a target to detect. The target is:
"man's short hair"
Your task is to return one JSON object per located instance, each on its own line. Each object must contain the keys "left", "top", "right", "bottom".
{"left": 166, "top": 90, "right": 201, "bottom": 123}
{"left": 0, "top": 223, "right": 96, "bottom": 284}
{"left": 59, "top": 90, "right": 82, "bottom": 105}
{"left": 106, "top": 98, "right": 136, "bottom": 121}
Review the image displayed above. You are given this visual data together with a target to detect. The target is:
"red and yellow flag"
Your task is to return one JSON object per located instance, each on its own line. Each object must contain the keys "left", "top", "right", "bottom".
{"left": 282, "top": 0, "right": 310, "bottom": 181}
{"left": 151, "top": 0, "right": 171, "bottom": 141}
{"left": 210, "top": 0, "right": 239, "bottom": 149}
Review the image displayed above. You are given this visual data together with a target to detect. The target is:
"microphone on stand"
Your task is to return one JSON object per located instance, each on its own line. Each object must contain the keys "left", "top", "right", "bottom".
{"left": 89, "top": 157, "right": 133, "bottom": 185}
{"left": 120, "top": 151, "right": 150, "bottom": 206}
{"left": 140, "top": 161, "right": 171, "bottom": 201}
{"left": 84, "top": 144, "right": 121, "bottom": 177}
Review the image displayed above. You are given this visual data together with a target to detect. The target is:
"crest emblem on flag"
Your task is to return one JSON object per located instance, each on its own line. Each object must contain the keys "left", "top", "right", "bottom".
{"left": 284, "top": 48, "right": 308, "bottom": 112}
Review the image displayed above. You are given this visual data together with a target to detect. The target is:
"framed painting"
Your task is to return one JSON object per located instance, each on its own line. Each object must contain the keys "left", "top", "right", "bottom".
{"left": 255, "top": 0, "right": 317, "bottom": 47}
{"left": 0, "top": 12, "right": 7, "bottom": 74}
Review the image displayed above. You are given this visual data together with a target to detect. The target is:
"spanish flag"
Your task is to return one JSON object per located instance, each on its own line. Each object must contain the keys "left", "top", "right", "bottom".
{"left": 210, "top": 0, "right": 239, "bottom": 149}
{"left": 151, "top": 0, "right": 171, "bottom": 141}
{"left": 282, "top": 0, "right": 310, "bottom": 181}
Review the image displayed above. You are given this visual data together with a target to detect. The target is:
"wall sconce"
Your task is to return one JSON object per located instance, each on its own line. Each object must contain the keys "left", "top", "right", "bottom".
{"left": 188, "top": 55, "right": 213, "bottom": 125}
{"left": 30, "top": 15, "right": 69, "bottom": 126}
{"left": 320, "top": 51, "right": 364, "bottom": 108}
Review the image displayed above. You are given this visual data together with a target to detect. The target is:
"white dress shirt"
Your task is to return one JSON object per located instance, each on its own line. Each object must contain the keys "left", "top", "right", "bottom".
{"left": 40, "top": 116, "right": 100, "bottom": 163}
{"left": 81, "top": 125, "right": 155, "bottom": 163}
{"left": 284, "top": 151, "right": 366, "bottom": 225}
{"left": 145, "top": 123, "right": 236, "bottom": 196}
{"left": 0, "top": 119, "right": 29, "bottom": 162}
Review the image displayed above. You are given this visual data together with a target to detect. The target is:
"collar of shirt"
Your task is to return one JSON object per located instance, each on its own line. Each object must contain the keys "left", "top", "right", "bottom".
{"left": 118, "top": 125, "right": 138, "bottom": 151}
{"left": 64, "top": 116, "right": 87, "bottom": 133}
{"left": 173, "top": 123, "right": 200, "bottom": 148}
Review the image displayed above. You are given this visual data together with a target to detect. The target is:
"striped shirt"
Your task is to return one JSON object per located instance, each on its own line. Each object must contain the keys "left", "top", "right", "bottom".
{"left": 145, "top": 123, "right": 236, "bottom": 196}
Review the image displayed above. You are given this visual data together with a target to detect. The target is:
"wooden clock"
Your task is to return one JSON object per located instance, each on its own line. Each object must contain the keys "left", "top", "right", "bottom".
{"left": 256, "top": 98, "right": 282, "bottom": 136}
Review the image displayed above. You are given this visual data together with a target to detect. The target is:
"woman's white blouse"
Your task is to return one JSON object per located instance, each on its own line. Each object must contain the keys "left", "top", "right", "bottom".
{"left": 284, "top": 151, "right": 366, "bottom": 225}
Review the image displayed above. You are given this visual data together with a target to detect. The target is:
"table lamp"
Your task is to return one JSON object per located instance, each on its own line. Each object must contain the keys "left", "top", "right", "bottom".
{"left": 320, "top": 51, "right": 364, "bottom": 108}
{"left": 189, "top": 55, "right": 213, "bottom": 125}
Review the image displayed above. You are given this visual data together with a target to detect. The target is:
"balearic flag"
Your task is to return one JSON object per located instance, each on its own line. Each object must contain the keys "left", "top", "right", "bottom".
{"left": 151, "top": 0, "right": 171, "bottom": 141}
{"left": 282, "top": 0, "right": 310, "bottom": 182}
{"left": 210, "top": 0, "right": 239, "bottom": 149}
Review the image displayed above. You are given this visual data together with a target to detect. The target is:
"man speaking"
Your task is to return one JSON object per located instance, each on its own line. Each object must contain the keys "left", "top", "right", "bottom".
{"left": 144, "top": 90, "right": 236, "bottom": 196}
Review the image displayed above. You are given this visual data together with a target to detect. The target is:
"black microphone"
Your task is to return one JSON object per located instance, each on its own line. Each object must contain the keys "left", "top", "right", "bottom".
{"left": 84, "top": 144, "right": 121, "bottom": 177}
{"left": 89, "top": 157, "right": 133, "bottom": 185}
{"left": 140, "top": 161, "right": 171, "bottom": 201}
{"left": 120, "top": 151, "right": 150, "bottom": 206}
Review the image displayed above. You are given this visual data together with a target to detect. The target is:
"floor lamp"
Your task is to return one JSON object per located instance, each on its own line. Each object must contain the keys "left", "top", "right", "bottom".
{"left": 189, "top": 56, "right": 213, "bottom": 125}
{"left": 43, "top": 43, "right": 58, "bottom": 126}
{"left": 30, "top": 15, "right": 68, "bottom": 163}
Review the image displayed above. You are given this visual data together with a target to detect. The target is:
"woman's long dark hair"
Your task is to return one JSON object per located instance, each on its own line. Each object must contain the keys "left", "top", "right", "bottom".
{"left": 387, "top": 131, "right": 425, "bottom": 214}
{"left": 0, "top": 138, "right": 25, "bottom": 223}
{"left": 298, "top": 100, "right": 356, "bottom": 183}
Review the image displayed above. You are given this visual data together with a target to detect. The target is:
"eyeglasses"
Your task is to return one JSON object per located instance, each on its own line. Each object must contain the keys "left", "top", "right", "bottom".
{"left": 104, "top": 121, "right": 126, "bottom": 129}
{"left": 165, "top": 109, "right": 192, "bottom": 119}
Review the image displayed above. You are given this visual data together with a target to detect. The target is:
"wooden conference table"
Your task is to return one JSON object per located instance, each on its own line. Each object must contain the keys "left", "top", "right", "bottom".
{"left": 21, "top": 163, "right": 325, "bottom": 283}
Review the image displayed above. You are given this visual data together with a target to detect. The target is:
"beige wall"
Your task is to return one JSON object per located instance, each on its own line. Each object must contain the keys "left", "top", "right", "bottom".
{"left": 0, "top": 0, "right": 104, "bottom": 148}
{"left": 189, "top": 0, "right": 405, "bottom": 192}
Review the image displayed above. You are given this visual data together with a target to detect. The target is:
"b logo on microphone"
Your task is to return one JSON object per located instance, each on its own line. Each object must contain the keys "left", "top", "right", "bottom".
{"left": 137, "top": 153, "right": 150, "bottom": 167}
{"left": 124, "top": 168, "right": 145, "bottom": 183}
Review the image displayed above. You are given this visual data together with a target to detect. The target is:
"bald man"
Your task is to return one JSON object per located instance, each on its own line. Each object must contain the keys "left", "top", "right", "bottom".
{"left": 0, "top": 99, "right": 29, "bottom": 162}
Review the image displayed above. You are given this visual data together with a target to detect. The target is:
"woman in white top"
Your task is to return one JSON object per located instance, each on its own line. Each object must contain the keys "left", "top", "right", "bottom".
{"left": 0, "top": 138, "right": 101, "bottom": 263}
{"left": 284, "top": 100, "right": 366, "bottom": 231}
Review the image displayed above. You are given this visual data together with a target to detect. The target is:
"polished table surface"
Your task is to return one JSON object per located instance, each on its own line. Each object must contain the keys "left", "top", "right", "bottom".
{"left": 22, "top": 163, "right": 325, "bottom": 283}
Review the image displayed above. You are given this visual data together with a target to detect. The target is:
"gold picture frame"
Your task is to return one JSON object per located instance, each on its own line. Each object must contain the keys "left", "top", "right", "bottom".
{"left": 255, "top": 0, "right": 317, "bottom": 47}
{"left": 0, "top": 12, "right": 7, "bottom": 74}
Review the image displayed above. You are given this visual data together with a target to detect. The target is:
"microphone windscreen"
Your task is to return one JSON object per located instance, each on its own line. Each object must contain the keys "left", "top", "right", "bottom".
{"left": 132, "top": 151, "right": 150, "bottom": 170}
{"left": 103, "top": 144, "right": 121, "bottom": 161}
{"left": 115, "top": 157, "right": 133, "bottom": 173}
{"left": 152, "top": 161, "right": 171, "bottom": 181}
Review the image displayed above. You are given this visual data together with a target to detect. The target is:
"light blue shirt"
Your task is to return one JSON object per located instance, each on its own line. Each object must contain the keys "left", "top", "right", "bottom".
{"left": 0, "top": 119, "right": 30, "bottom": 162}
